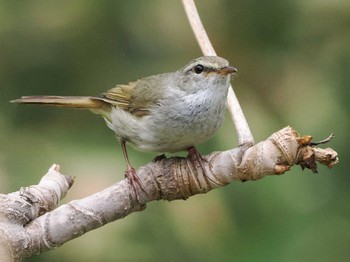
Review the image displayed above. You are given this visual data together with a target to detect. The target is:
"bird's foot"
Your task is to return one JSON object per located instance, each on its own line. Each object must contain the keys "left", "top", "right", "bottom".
{"left": 124, "top": 167, "right": 147, "bottom": 207}
{"left": 187, "top": 146, "right": 209, "bottom": 175}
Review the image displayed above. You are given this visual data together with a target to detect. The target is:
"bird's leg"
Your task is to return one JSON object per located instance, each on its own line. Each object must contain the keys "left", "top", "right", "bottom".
{"left": 121, "top": 140, "right": 147, "bottom": 199}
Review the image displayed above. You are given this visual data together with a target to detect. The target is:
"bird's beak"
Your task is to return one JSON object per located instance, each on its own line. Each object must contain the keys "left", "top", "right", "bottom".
{"left": 217, "top": 66, "right": 237, "bottom": 75}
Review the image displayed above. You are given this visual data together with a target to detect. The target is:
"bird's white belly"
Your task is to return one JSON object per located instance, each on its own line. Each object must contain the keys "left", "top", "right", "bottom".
{"left": 105, "top": 96, "right": 226, "bottom": 153}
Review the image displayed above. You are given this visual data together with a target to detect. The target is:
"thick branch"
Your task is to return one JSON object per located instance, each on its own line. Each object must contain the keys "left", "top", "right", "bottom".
{"left": 0, "top": 165, "right": 73, "bottom": 261}
{"left": 0, "top": 127, "right": 338, "bottom": 260}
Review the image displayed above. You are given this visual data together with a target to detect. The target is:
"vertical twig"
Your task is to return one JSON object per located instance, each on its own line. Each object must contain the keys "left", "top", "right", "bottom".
{"left": 182, "top": 0, "right": 254, "bottom": 146}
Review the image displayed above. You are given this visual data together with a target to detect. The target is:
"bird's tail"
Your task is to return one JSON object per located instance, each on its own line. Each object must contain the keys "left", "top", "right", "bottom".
{"left": 11, "top": 96, "right": 110, "bottom": 111}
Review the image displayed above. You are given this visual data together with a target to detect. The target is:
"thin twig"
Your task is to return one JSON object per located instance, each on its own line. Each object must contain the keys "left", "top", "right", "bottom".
{"left": 182, "top": 0, "right": 254, "bottom": 146}
{"left": 310, "top": 133, "right": 335, "bottom": 146}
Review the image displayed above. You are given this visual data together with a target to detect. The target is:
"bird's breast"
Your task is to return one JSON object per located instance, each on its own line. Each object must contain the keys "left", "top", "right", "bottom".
{"left": 106, "top": 87, "right": 228, "bottom": 153}
{"left": 143, "top": 90, "right": 227, "bottom": 152}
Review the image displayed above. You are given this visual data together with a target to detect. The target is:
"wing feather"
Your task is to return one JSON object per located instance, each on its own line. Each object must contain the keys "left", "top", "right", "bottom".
{"left": 101, "top": 77, "right": 164, "bottom": 117}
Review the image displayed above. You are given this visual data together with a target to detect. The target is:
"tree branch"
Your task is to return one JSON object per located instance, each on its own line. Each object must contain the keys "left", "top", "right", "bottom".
{"left": 0, "top": 127, "right": 339, "bottom": 260}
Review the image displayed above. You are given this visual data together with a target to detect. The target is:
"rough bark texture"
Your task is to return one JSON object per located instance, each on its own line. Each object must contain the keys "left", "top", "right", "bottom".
{"left": 0, "top": 127, "right": 338, "bottom": 261}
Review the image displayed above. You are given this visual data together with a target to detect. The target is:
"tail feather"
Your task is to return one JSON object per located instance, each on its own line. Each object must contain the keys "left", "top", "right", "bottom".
{"left": 11, "top": 96, "right": 110, "bottom": 110}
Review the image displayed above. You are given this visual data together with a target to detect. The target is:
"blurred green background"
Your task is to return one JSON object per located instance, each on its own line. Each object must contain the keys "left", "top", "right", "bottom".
{"left": 1, "top": 0, "right": 349, "bottom": 261}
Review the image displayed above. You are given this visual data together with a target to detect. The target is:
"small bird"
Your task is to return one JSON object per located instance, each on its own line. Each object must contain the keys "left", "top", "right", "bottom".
{"left": 12, "top": 56, "right": 237, "bottom": 195}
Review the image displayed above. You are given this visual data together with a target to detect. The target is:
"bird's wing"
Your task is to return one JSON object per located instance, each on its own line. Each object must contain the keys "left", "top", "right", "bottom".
{"left": 101, "top": 77, "right": 163, "bottom": 117}
{"left": 101, "top": 83, "right": 135, "bottom": 109}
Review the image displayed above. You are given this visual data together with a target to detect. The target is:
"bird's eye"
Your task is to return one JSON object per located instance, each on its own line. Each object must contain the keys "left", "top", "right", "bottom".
{"left": 193, "top": 64, "right": 204, "bottom": 74}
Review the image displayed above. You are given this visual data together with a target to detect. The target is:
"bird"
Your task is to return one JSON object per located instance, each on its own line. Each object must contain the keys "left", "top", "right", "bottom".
{"left": 12, "top": 56, "right": 237, "bottom": 196}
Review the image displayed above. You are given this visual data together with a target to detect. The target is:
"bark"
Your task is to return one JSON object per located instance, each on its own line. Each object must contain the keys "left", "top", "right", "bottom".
{"left": 0, "top": 127, "right": 338, "bottom": 261}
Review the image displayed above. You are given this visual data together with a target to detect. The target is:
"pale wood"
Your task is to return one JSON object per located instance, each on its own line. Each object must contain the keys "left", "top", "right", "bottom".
{"left": 0, "top": 127, "right": 338, "bottom": 260}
